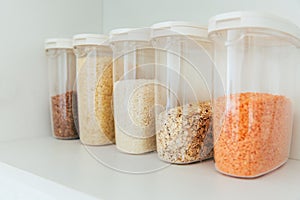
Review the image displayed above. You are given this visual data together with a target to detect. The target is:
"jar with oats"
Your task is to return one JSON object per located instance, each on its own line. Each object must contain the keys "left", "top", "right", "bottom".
{"left": 208, "top": 11, "right": 300, "bottom": 178}
{"left": 45, "top": 38, "right": 79, "bottom": 139}
{"left": 151, "top": 21, "right": 214, "bottom": 164}
{"left": 109, "top": 28, "right": 156, "bottom": 154}
{"left": 73, "top": 34, "right": 115, "bottom": 145}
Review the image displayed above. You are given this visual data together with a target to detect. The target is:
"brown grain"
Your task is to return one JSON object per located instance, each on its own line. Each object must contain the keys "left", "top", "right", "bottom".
{"left": 51, "top": 91, "right": 78, "bottom": 139}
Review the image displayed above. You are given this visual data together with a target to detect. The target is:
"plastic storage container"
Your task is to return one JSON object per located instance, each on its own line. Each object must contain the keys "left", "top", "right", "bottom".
{"left": 45, "top": 38, "right": 79, "bottom": 139}
{"left": 151, "top": 21, "right": 214, "bottom": 164}
{"left": 110, "top": 28, "right": 156, "bottom": 154}
{"left": 208, "top": 11, "right": 300, "bottom": 177}
{"left": 73, "top": 34, "right": 114, "bottom": 145}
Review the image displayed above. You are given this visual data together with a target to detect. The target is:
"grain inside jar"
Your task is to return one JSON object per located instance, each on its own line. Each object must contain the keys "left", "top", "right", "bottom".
{"left": 51, "top": 91, "right": 79, "bottom": 139}
{"left": 213, "top": 92, "right": 292, "bottom": 177}
{"left": 73, "top": 34, "right": 115, "bottom": 146}
{"left": 156, "top": 101, "right": 213, "bottom": 164}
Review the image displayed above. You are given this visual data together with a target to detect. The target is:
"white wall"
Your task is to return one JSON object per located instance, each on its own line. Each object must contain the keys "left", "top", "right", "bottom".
{"left": 102, "top": 0, "right": 300, "bottom": 160}
{"left": 102, "top": 0, "right": 300, "bottom": 33}
{"left": 0, "top": 0, "right": 102, "bottom": 142}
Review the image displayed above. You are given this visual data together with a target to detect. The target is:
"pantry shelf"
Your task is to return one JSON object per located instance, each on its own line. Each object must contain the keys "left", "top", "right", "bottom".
{"left": 0, "top": 136, "right": 300, "bottom": 200}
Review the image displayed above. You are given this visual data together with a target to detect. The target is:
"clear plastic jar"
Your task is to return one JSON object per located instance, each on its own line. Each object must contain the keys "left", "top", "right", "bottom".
{"left": 151, "top": 21, "right": 214, "bottom": 164}
{"left": 45, "top": 39, "right": 79, "bottom": 139}
{"left": 73, "top": 34, "right": 114, "bottom": 145}
{"left": 208, "top": 11, "right": 300, "bottom": 178}
{"left": 110, "top": 28, "right": 156, "bottom": 154}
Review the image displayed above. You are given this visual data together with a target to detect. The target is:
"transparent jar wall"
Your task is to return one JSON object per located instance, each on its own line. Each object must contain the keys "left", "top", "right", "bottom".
{"left": 74, "top": 45, "right": 114, "bottom": 145}
{"left": 112, "top": 41, "right": 155, "bottom": 81}
{"left": 152, "top": 35, "right": 214, "bottom": 164}
{"left": 291, "top": 51, "right": 300, "bottom": 159}
{"left": 153, "top": 36, "right": 213, "bottom": 106}
{"left": 211, "top": 29, "right": 298, "bottom": 177}
{"left": 46, "top": 48, "right": 78, "bottom": 139}
{"left": 111, "top": 41, "right": 156, "bottom": 154}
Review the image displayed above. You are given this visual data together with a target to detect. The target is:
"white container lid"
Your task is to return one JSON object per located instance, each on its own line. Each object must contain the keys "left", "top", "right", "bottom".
{"left": 151, "top": 21, "right": 208, "bottom": 39}
{"left": 45, "top": 38, "right": 72, "bottom": 50}
{"left": 208, "top": 11, "right": 300, "bottom": 40}
{"left": 109, "top": 28, "right": 151, "bottom": 42}
{"left": 73, "top": 34, "right": 109, "bottom": 46}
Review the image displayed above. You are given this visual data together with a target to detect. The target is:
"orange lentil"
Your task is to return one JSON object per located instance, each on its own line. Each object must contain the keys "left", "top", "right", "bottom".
{"left": 213, "top": 92, "right": 292, "bottom": 178}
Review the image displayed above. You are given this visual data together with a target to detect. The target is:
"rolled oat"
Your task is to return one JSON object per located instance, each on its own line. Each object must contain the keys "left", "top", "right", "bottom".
{"left": 156, "top": 101, "right": 213, "bottom": 164}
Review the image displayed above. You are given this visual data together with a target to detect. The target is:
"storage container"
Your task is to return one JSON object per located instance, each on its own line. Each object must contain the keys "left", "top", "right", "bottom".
{"left": 151, "top": 21, "right": 214, "bottom": 164}
{"left": 110, "top": 28, "right": 156, "bottom": 154}
{"left": 208, "top": 11, "right": 300, "bottom": 177}
{"left": 73, "top": 34, "right": 114, "bottom": 145}
{"left": 45, "top": 38, "right": 79, "bottom": 139}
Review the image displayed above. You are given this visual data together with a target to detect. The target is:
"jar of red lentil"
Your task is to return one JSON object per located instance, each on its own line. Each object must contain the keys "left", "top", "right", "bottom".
{"left": 45, "top": 39, "right": 79, "bottom": 139}
{"left": 151, "top": 21, "right": 214, "bottom": 164}
{"left": 208, "top": 11, "right": 300, "bottom": 177}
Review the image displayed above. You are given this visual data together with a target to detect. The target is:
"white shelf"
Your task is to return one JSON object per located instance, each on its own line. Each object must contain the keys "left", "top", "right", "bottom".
{"left": 0, "top": 136, "right": 300, "bottom": 200}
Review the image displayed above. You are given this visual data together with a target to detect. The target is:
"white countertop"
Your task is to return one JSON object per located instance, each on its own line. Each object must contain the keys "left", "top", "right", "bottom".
{"left": 0, "top": 136, "right": 299, "bottom": 200}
